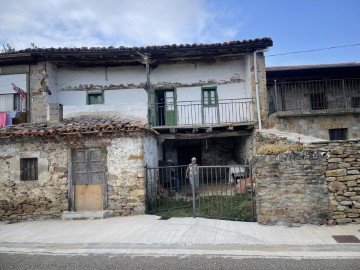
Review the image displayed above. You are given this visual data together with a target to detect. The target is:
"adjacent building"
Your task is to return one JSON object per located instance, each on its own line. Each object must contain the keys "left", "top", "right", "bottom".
{"left": 266, "top": 63, "right": 360, "bottom": 140}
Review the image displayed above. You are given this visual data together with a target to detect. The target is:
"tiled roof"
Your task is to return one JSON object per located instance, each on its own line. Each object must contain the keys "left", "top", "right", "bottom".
{"left": 1, "top": 38, "right": 273, "bottom": 55}
{"left": 266, "top": 62, "right": 360, "bottom": 71}
{"left": 0, "top": 38, "right": 273, "bottom": 65}
{"left": 0, "top": 112, "right": 157, "bottom": 138}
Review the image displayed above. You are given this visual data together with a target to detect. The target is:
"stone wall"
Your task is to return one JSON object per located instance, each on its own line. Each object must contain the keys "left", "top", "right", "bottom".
{"left": 0, "top": 132, "right": 158, "bottom": 221}
{"left": 201, "top": 138, "right": 238, "bottom": 165}
{"left": 253, "top": 130, "right": 360, "bottom": 225}
{"left": 253, "top": 150, "right": 330, "bottom": 225}
{"left": 269, "top": 113, "right": 360, "bottom": 140}
{"left": 106, "top": 134, "right": 150, "bottom": 216}
{"left": 249, "top": 53, "right": 268, "bottom": 128}
{"left": 144, "top": 133, "right": 159, "bottom": 168}
{"left": 30, "top": 62, "right": 48, "bottom": 124}
{"left": 235, "top": 135, "right": 253, "bottom": 164}
{"left": 47, "top": 103, "right": 63, "bottom": 124}
{"left": 307, "top": 140, "right": 360, "bottom": 224}
{"left": 0, "top": 139, "right": 69, "bottom": 221}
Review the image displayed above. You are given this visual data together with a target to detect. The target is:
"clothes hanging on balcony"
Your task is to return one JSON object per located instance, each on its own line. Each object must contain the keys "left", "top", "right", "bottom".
{"left": 6, "top": 113, "right": 12, "bottom": 126}
{"left": 8, "top": 111, "right": 20, "bottom": 119}
{"left": 0, "top": 112, "right": 7, "bottom": 127}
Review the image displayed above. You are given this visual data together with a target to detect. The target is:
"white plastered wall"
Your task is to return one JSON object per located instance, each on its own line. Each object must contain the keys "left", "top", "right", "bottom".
{"left": 48, "top": 56, "right": 253, "bottom": 122}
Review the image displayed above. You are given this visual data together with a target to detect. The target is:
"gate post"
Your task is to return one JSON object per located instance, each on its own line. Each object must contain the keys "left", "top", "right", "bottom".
{"left": 144, "top": 164, "right": 148, "bottom": 214}
{"left": 191, "top": 164, "right": 196, "bottom": 218}
{"left": 250, "top": 165, "right": 255, "bottom": 222}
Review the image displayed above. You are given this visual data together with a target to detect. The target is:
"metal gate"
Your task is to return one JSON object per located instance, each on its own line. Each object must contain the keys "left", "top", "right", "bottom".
{"left": 145, "top": 165, "right": 255, "bottom": 221}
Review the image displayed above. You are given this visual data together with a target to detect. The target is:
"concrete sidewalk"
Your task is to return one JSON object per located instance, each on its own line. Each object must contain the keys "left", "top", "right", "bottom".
{"left": 0, "top": 215, "right": 360, "bottom": 258}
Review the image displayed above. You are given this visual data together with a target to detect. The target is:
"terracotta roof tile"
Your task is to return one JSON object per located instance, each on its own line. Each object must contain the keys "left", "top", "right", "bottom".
{"left": 0, "top": 112, "right": 158, "bottom": 138}
{"left": 1, "top": 38, "right": 273, "bottom": 55}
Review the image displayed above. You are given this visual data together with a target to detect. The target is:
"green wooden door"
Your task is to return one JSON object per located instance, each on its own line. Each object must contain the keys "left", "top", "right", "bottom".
{"left": 165, "top": 90, "right": 177, "bottom": 126}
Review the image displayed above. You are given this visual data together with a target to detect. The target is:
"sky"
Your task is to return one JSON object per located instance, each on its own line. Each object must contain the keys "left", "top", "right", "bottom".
{"left": 0, "top": 0, "right": 359, "bottom": 66}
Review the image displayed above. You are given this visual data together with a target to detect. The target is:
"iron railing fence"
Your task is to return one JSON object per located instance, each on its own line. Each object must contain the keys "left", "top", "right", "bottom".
{"left": 145, "top": 164, "right": 255, "bottom": 221}
{"left": 150, "top": 98, "right": 253, "bottom": 127}
{"left": 268, "top": 78, "right": 360, "bottom": 113}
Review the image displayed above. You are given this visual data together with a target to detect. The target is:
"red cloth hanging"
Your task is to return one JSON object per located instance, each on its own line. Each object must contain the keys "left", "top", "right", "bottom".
{"left": 0, "top": 112, "right": 7, "bottom": 127}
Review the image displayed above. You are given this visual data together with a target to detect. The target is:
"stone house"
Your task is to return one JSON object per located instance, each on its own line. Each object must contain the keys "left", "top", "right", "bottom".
{"left": 0, "top": 38, "right": 273, "bottom": 221}
{"left": 266, "top": 63, "right": 360, "bottom": 140}
{"left": 0, "top": 113, "right": 158, "bottom": 220}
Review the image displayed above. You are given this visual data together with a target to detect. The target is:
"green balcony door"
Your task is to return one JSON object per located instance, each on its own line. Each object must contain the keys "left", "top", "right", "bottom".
{"left": 155, "top": 89, "right": 177, "bottom": 126}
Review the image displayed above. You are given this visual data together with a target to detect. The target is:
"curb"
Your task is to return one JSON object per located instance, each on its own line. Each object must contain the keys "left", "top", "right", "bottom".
{"left": 1, "top": 242, "right": 360, "bottom": 258}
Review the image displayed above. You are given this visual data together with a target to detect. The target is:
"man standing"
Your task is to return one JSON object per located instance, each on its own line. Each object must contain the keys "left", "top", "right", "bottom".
{"left": 186, "top": 157, "right": 199, "bottom": 190}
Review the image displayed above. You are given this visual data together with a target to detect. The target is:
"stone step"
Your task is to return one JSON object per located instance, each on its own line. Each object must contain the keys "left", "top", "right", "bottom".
{"left": 61, "top": 210, "right": 113, "bottom": 220}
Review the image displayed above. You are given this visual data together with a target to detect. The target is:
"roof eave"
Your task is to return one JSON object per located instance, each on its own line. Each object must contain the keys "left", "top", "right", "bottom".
{"left": 0, "top": 39, "right": 273, "bottom": 65}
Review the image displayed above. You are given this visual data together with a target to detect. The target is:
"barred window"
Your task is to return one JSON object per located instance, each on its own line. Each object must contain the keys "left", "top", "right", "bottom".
{"left": 20, "top": 158, "right": 38, "bottom": 181}
{"left": 352, "top": 97, "right": 360, "bottom": 108}
{"left": 329, "top": 129, "right": 347, "bottom": 141}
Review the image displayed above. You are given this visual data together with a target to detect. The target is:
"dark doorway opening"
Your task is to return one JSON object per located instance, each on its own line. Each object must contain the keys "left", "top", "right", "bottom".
{"left": 156, "top": 91, "right": 165, "bottom": 126}
{"left": 177, "top": 143, "right": 202, "bottom": 166}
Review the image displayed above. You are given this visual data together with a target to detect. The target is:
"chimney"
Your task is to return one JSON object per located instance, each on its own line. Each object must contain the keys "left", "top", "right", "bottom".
{"left": 47, "top": 103, "right": 63, "bottom": 124}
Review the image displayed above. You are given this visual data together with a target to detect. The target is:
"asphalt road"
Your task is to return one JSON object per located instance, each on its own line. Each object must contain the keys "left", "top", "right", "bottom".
{"left": 0, "top": 253, "right": 359, "bottom": 270}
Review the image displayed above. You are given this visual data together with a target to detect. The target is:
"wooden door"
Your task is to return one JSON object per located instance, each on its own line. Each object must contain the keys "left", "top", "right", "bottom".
{"left": 73, "top": 148, "right": 104, "bottom": 211}
{"left": 202, "top": 88, "right": 219, "bottom": 124}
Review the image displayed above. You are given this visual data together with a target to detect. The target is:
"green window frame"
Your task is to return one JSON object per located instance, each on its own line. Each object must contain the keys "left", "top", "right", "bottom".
{"left": 87, "top": 92, "right": 104, "bottom": 105}
{"left": 202, "top": 87, "right": 218, "bottom": 107}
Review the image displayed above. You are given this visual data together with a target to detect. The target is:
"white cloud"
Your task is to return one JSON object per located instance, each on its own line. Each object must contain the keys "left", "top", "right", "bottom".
{"left": 0, "top": 0, "right": 242, "bottom": 50}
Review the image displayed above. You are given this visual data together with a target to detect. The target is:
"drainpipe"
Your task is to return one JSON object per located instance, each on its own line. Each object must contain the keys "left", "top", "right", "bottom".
{"left": 253, "top": 48, "right": 269, "bottom": 130}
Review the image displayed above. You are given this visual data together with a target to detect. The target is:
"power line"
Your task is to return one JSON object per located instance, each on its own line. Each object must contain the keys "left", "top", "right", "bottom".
{"left": 267, "top": 43, "right": 360, "bottom": 57}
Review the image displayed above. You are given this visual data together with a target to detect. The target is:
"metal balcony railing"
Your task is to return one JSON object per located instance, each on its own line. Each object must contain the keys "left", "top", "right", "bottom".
{"left": 268, "top": 78, "right": 360, "bottom": 114}
{"left": 150, "top": 98, "right": 253, "bottom": 127}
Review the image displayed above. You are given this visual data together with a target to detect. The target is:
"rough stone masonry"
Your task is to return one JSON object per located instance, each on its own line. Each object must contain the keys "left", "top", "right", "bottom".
{"left": 253, "top": 130, "right": 360, "bottom": 225}
{"left": 0, "top": 132, "right": 156, "bottom": 222}
{"left": 254, "top": 149, "right": 330, "bottom": 225}
{"left": 307, "top": 140, "right": 360, "bottom": 224}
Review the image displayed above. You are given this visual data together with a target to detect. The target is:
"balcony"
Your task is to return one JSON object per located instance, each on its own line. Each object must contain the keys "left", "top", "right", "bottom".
{"left": 150, "top": 98, "right": 254, "bottom": 130}
{"left": 268, "top": 78, "right": 360, "bottom": 117}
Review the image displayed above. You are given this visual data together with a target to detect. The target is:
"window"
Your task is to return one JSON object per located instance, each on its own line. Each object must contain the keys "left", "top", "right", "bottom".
{"left": 20, "top": 158, "right": 38, "bottom": 181}
{"left": 0, "top": 94, "right": 23, "bottom": 111}
{"left": 165, "top": 90, "right": 175, "bottom": 111}
{"left": 202, "top": 87, "right": 218, "bottom": 106}
{"left": 87, "top": 92, "right": 104, "bottom": 105}
{"left": 329, "top": 128, "right": 347, "bottom": 141}
{"left": 14, "top": 93, "right": 21, "bottom": 110}
{"left": 352, "top": 97, "right": 360, "bottom": 108}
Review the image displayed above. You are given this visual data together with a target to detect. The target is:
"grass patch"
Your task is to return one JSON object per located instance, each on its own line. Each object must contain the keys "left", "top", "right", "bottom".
{"left": 257, "top": 143, "right": 303, "bottom": 155}
{"left": 148, "top": 194, "right": 254, "bottom": 221}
